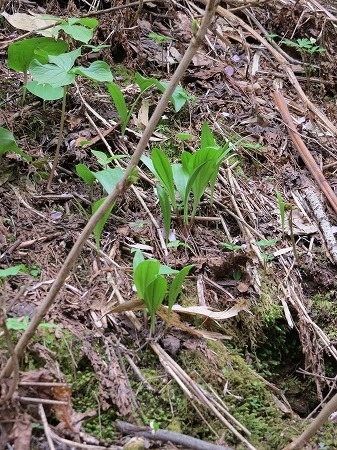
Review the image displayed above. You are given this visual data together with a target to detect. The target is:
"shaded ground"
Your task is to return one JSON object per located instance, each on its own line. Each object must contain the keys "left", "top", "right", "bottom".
{"left": 1, "top": 0, "right": 337, "bottom": 449}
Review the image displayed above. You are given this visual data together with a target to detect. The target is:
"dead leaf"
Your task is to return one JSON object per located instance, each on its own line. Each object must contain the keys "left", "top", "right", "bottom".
{"left": 12, "top": 413, "right": 32, "bottom": 450}
{"left": 170, "top": 300, "right": 248, "bottom": 320}
{"left": 236, "top": 282, "right": 249, "bottom": 293}
{"left": 52, "top": 386, "right": 75, "bottom": 432}
{"left": 284, "top": 209, "right": 318, "bottom": 235}
{"left": 1, "top": 12, "right": 57, "bottom": 36}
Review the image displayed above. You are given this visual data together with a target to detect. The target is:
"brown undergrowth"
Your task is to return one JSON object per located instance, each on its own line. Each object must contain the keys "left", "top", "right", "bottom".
{"left": 1, "top": 0, "right": 337, "bottom": 449}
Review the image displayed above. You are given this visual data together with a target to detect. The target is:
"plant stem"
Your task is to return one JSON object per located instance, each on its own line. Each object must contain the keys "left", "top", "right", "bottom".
{"left": 47, "top": 86, "right": 67, "bottom": 191}
{"left": 0, "top": 0, "right": 220, "bottom": 379}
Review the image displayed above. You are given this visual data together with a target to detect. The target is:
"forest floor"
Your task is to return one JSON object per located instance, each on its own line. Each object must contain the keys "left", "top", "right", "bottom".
{"left": 1, "top": 0, "right": 337, "bottom": 449}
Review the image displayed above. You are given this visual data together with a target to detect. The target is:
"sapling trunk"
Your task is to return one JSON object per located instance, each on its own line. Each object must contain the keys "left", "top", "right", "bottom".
{"left": 47, "top": 86, "right": 67, "bottom": 190}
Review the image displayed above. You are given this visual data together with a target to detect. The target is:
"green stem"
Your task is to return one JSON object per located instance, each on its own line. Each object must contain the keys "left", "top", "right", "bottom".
{"left": 47, "top": 86, "right": 67, "bottom": 190}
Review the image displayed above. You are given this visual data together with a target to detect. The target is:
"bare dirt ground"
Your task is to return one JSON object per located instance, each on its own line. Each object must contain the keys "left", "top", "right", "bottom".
{"left": 1, "top": 1, "right": 337, "bottom": 449}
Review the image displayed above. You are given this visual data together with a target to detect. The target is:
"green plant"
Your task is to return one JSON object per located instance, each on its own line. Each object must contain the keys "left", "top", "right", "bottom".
{"left": 142, "top": 122, "right": 232, "bottom": 239}
{"left": 7, "top": 37, "right": 68, "bottom": 101}
{"left": 0, "top": 128, "right": 32, "bottom": 161}
{"left": 6, "top": 316, "right": 58, "bottom": 331}
{"left": 7, "top": 18, "right": 113, "bottom": 189}
{"left": 276, "top": 190, "right": 285, "bottom": 236}
{"left": 282, "top": 37, "right": 325, "bottom": 55}
{"left": 76, "top": 158, "right": 124, "bottom": 247}
{"left": 221, "top": 242, "right": 245, "bottom": 251}
{"left": 133, "top": 250, "right": 193, "bottom": 334}
{"left": 107, "top": 73, "right": 194, "bottom": 135}
{"left": 0, "top": 264, "right": 26, "bottom": 278}
{"left": 148, "top": 32, "right": 175, "bottom": 71}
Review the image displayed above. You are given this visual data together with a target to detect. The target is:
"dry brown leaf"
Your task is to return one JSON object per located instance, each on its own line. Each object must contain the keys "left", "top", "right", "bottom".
{"left": 1, "top": 12, "right": 57, "bottom": 36}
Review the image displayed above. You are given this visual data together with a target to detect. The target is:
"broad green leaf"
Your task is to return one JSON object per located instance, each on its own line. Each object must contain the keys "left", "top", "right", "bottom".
{"left": 94, "top": 167, "right": 124, "bottom": 194}
{"left": 107, "top": 81, "right": 129, "bottom": 128}
{"left": 134, "top": 259, "right": 160, "bottom": 299}
{"left": 181, "top": 151, "right": 192, "bottom": 172}
{"left": 29, "top": 60, "right": 75, "bottom": 87}
{"left": 135, "top": 72, "right": 157, "bottom": 93}
{"left": 140, "top": 154, "right": 157, "bottom": 177}
{"left": 91, "top": 150, "right": 126, "bottom": 166}
{"left": 6, "top": 316, "right": 29, "bottom": 331}
{"left": 132, "top": 249, "right": 145, "bottom": 272}
{"left": 75, "top": 163, "right": 95, "bottom": 187}
{"left": 25, "top": 81, "right": 64, "bottom": 100}
{"left": 189, "top": 160, "right": 215, "bottom": 220}
{"left": 143, "top": 275, "right": 167, "bottom": 334}
{"left": 84, "top": 44, "right": 111, "bottom": 52}
{"left": 0, "top": 128, "right": 32, "bottom": 161}
{"left": 73, "top": 61, "right": 113, "bottom": 82}
{"left": 0, "top": 264, "right": 26, "bottom": 277}
{"left": 92, "top": 197, "right": 114, "bottom": 248}
{"left": 7, "top": 37, "right": 68, "bottom": 73}
{"left": 253, "top": 238, "right": 278, "bottom": 248}
{"left": 200, "top": 122, "right": 216, "bottom": 149}
{"left": 48, "top": 48, "right": 81, "bottom": 71}
{"left": 183, "top": 162, "right": 208, "bottom": 223}
{"left": 135, "top": 73, "right": 191, "bottom": 112}
{"left": 156, "top": 184, "right": 171, "bottom": 241}
{"left": 168, "top": 265, "right": 193, "bottom": 312}
{"left": 158, "top": 265, "right": 178, "bottom": 275}
{"left": 172, "top": 163, "right": 188, "bottom": 202}
{"left": 54, "top": 24, "right": 93, "bottom": 43}
{"left": 152, "top": 148, "right": 176, "bottom": 209}
{"left": 158, "top": 81, "right": 190, "bottom": 112}
{"left": 176, "top": 132, "right": 193, "bottom": 141}
{"left": 68, "top": 17, "right": 98, "bottom": 29}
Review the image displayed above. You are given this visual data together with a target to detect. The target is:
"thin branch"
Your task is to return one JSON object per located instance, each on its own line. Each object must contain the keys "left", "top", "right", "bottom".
{"left": 116, "top": 420, "right": 235, "bottom": 450}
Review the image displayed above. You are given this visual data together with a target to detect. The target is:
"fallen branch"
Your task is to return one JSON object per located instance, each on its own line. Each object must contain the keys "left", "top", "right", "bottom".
{"left": 115, "top": 420, "right": 235, "bottom": 450}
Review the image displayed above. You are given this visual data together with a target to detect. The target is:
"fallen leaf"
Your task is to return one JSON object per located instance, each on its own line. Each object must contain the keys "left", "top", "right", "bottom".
{"left": 2, "top": 12, "right": 57, "bottom": 36}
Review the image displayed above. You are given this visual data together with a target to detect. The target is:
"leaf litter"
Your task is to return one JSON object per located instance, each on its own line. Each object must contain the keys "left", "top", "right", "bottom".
{"left": 1, "top": 0, "right": 337, "bottom": 449}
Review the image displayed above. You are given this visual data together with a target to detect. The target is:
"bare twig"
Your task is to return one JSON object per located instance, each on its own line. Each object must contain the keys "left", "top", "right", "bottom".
{"left": 116, "top": 420, "right": 235, "bottom": 450}
{"left": 38, "top": 404, "right": 56, "bottom": 450}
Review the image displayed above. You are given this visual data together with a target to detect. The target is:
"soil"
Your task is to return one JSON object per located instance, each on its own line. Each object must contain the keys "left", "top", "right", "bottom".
{"left": 1, "top": 1, "right": 337, "bottom": 449}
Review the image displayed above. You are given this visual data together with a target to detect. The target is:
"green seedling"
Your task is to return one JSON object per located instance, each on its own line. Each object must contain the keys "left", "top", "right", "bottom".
{"left": 6, "top": 316, "right": 58, "bottom": 331}
{"left": 7, "top": 18, "right": 113, "bottom": 189}
{"left": 43, "top": 16, "right": 99, "bottom": 44}
{"left": 253, "top": 238, "right": 278, "bottom": 248}
{"left": 133, "top": 251, "right": 193, "bottom": 334}
{"left": 76, "top": 160, "right": 124, "bottom": 247}
{"left": 148, "top": 32, "right": 175, "bottom": 71}
{"left": 176, "top": 132, "right": 194, "bottom": 141}
{"left": 166, "top": 240, "right": 192, "bottom": 251}
{"left": 142, "top": 122, "right": 232, "bottom": 239}
{"left": 276, "top": 190, "right": 285, "bottom": 237}
{"left": 136, "top": 73, "right": 195, "bottom": 112}
{"left": 91, "top": 150, "right": 126, "bottom": 168}
{"left": 27, "top": 45, "right": 112, "bottom": 189}
{"left": 7, "top": 37, "right": 68, "bottom": 101}
{"left": 107, "top": 73, "right": 193, "bottom": 135}
{"left": 0, "top": 127, "right": 32, "bottom": 161}
{"left": 0, "top": 264, "right": 26, "bottom": 278}
{"left": 221, "top": 243, "right": 245, "bottom": 251}
{"left": 282, "top": 37, "right": 325, "bottom": 55}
